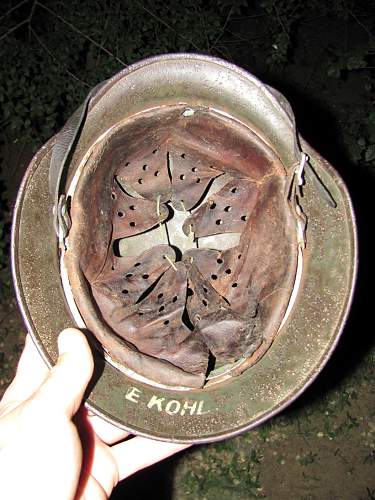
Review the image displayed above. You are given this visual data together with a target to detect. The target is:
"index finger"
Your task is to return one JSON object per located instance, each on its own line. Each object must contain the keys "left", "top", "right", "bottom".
{"left": 111, "top": 436, "right": 191, "bottom": 480}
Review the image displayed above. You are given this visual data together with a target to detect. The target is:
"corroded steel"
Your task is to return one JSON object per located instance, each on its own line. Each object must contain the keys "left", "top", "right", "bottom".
{"left": 11, "top": 54, "right": 357, "bottom": 443}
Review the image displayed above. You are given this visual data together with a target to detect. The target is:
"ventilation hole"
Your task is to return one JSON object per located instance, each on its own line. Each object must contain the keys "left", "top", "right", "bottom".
{"left": 231, "top": 187, "right": 237, "bottom": 193}
{"left": 142, "top": 274, "right": 149, "bottom": 279}
{"left": 216, "top": 219, "right": 223, "bottom": 225}
{"left": 225, "top": 269, "right": 232, "bottom": 275}
{"left": 238, "top": 254, "right": 242, "bottom": 259}
{"left": 152, "top": 149, "right": 158, "bottom": 154}
{"left": 111, "top": 193, "right": 116, "bottom": 200}
{"left": 158, "top": 293, "right": 164, "bottom": 299}
{"left": 126, "top": 273, "right": 133, "bottom": 278}
{"left": 181, "top": 153, "right": 186, "bottom": 159}
{"left": 191, "top": 167, "right": 198, "bottom": 172}
{"left": 180, "top": 174, "right": 185, "bottom": 180}
{"left": 138, "top": 312, "right": 143, "bottom": 316}
{"left": 241, "top": 215, "right": 247, "bottom": 221}
{"left": 125, "top": 162, "right": 130, "bottom": 166}
{"left": 154, "top": 170, "right": 160, "bottom": 177}
{"left": 209, "top": 202, "right": 216, "bottom": 209}
{"left": 217, "top": 258, "right": 223, "bottom": 264}
{"left": 129, "top": 205, "right": 135, "bottom": 210}
{"left": 117, "top": 211, "right": 124, "bottom": 218}
{"left": 111, "top": 265, "right": 115, "bottom": 271}
{"left": 164, "top": 320, "right": 170, "bottom": 325}
{"left": 202, "top": 299, "right": 208, "bottom": 307}
{"left": 196, "top": 178, "right": 201, "bottom": 183}
{"left": 172, "top": 296, "right": 178, "bottom": 303}
{"left": 159, "top": 305, "right": 165, "bottom": 312}
{"left": 129, "top": 221, "right": 136, "bottom": 227}
{"left": 134, "top": 262, "right": 141, "bottom": 267}
{"left": 138, "top": 178, "right": 143, "bottom": 184}
{"left": 122, "top": 289, "right": 129, "bottom": 294}
{"left": 187, "top": 287, "right": 194, "bottom": 297}
{"left": 211, "top": 274, "right": 218, "bottom": 280}
{"left": 203, "top": 286, "right": 208, "bottom": 293}
{"left": 232, "top": 283, "right": 238, "bottom": 288}
{"left": 224, "top": 205, "right": 231, "bottom": 212}
{"left": 142, "top": 164, "right": 148, "bottom": 171}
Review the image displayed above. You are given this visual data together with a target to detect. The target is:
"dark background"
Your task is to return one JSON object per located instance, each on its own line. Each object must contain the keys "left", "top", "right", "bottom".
{"left": 0, "top": 1, "right": 374, "bottom": 499}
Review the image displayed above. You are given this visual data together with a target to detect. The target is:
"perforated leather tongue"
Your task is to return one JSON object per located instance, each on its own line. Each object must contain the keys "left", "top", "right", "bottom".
{"left": 108, "top": 263, "right": 209, "bottom": 375}
{"left": 70, "top": 106, "right": 298, "bottom": 387}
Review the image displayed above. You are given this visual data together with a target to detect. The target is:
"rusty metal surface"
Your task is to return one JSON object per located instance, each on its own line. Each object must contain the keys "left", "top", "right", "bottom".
{"left": 11, "top": 54, "right": 357, "bottom": 443}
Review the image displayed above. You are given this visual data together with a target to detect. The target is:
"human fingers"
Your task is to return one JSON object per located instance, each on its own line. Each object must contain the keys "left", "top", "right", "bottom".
{"left": 75, "top": 409, "right": 190, "bottom": 497}
{"left": 73, "top": 409, "right": 120, "bottom": 498}
{"left": 0, "top": 335, "right": 49, "bottom": 413}
{"left": 111, "top": 436, "right": 191, "bottom": 480}
{"left": 32, "top": 328, "right": 94, "bottom": 418}
{"left": 0, "top": 329, "right": 93, "bottom": 500}
{"left": 75, "top": 431, "right": 190, "bottom": 497}
{"left": 87, "top": 412, "right": 130, "bottom": 445}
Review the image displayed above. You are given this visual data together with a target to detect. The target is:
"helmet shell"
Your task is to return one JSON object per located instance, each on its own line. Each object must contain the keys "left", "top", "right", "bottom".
{"left": 12, "top": 54, "right": 357, "bottom": 443}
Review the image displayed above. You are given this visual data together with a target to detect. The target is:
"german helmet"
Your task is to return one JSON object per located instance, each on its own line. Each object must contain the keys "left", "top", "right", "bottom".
{"left": 12, "top": 54, "right": 357, "bottom": 443}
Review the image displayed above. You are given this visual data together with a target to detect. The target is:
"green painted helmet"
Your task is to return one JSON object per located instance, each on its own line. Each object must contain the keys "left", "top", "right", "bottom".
{"left": 12, "top": 54, "right": 357, "bottom": 442}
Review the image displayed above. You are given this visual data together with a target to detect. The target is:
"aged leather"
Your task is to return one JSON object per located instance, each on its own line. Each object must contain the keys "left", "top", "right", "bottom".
{"left": 66, "top": 106, "right": 298, "bottom": 387}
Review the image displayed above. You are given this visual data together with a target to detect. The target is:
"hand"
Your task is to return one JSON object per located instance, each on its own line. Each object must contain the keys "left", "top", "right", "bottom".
{"left": 0, "top": 329, "right": 189, "bottom": 500}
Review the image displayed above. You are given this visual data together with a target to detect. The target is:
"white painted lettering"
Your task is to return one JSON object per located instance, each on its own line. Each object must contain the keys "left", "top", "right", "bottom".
{"left": 125, "top": 387, "right": 141, "bottom": 403}
{"left": 145, "top": 394, "right": 209, "bottom": 416}
{"left": 180, "top": 400, "right": 198, "bottom": 416}
{"left": 147, "top": 395, "right": 165, "bottom": 411}
{"left": 196, "top": 401, "right": 209, "bottom": 415}
{"left": 165, "top": 400, "right": 181, "bottom": 415}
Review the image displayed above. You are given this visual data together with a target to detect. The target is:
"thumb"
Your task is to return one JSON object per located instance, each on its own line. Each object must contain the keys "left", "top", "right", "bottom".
{"left": 33, "top": 328, "right": 94, "bottom": 418}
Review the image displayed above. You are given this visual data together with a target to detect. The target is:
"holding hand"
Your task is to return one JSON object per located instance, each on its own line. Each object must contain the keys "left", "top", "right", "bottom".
{"left": 0, "top": 329, "right": 189, "bottom": 500}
